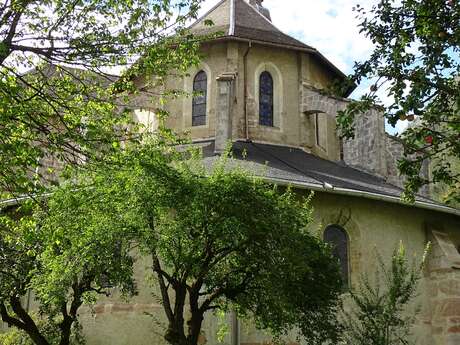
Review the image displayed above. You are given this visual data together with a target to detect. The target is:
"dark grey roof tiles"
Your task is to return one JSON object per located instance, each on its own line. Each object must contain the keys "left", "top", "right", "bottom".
{"left": 200, "top": 140, "right": 438, "bottom": 206}
{"left": 191, "top": 0, "right": 315, "bottom": 51}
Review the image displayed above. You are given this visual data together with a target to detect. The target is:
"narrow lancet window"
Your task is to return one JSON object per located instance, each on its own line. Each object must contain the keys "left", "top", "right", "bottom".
{"left": 192, "top": 71, "right": 207, "bottom": 126}
{"left": 259, "top": 71, "right": 274, "bottom": 127}
{"left": 324, "top": 225, "right": 349, "bottom": 289}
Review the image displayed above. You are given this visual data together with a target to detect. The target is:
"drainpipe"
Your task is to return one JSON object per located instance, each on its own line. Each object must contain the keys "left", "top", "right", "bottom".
{"left": 243, "top": 41, "right": 252, "bottom": 141}
{"left": 231, "top": 311, "right": 240, "bottom": 345}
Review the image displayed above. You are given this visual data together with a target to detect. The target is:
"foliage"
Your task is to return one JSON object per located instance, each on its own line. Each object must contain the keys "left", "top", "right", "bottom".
{"left": 337, "top": 0, "right": 460, "bottom": 203}
{"left": 431, "top": 156, "right": 460, "bottom": 208}
{"left": 0, "top": 327, "right": 37, "bottom": 345}
{"left": 1, "top": 136, "right": 343, "bottom": 345}
{"left": 0, "top": 0, "right": 205, "bottom": 196}
{"left": 341, "top": 242, "right": 429, "bottom": 345}
{"left": 50, "top": 141, "right": 343, "bottom": 345}
{"left": 0, "top": 174, "right": 139, "bottom": 345}
{"left": 0, "top": 315, "right": 80, "bottom": 345}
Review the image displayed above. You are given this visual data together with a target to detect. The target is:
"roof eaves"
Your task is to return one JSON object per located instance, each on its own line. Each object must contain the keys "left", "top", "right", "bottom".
{"left": 313, "top": 51, "right": 356, "bottom": 96}
{"left": 2, "top": 177, "right": 458, "bottom": 217}
{"left": 261, "top": 176, "right": 460, "bottom": 217}
{"left": 200, "top": 34, "right": 353, "bottom": 96}
{"left": 208, "top": 35, "right": 317, "bottom": 53}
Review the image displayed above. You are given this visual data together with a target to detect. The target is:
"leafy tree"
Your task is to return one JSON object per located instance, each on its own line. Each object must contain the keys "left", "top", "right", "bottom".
{"left": 59, "top": 142, "right": 343, "bottom": 345}
{"left": 341, "top": 242, "right": 429, "bottom": 345}
{"left": 0, "top": 0, "right": 205, "bottom": 197}
{"left": 0, "top": 176, "right": 139, "bottom": 345}
{"left": 146, "top": 161, "right": 343, "bottom": 345}
{"left": 0, "top": 314, "right": 73, "bottom": 345}
{"left": 431, "top": 156, "right": 460, "bottom": 208}
{"left": 337, "top": 0, "right": 460, "bottom": 203}
{"left": 1, "top": 139, "right": 344, "bottom": 345}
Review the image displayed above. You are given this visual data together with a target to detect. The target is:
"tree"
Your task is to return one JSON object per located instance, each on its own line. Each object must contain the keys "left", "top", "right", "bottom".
{"left": 340, "top": 243, "right": 429, "bottom": 345}
{"left": 0, "top": 0, "right": 205, "bottom": 197}
{"left": 6, "top": 141, "right": 344, "bottom": 345}
{"left": 145, "top": 159, "right": 343, "bottom": 345}
{"left": 100, "top": 143, "right": 344, "bottom": 345}
{"left": 337, "top": 0, "right": 460, "bottom": 203}
{"left": 0, "top": 175, "right": 139, "bottom": 345}
{"left": 0, "top": 135, "right": 344, "bottom": 345}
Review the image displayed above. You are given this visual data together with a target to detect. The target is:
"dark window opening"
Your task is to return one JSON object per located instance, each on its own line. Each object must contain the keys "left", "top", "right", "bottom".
{"left": 259, "top": 71, "right": 274, "bottom": 127}
{"left": 192, "top": 71, "right": 207, "bottom": 126}
{"left": 324, "top": 225, "right": 349, "bottom": 289}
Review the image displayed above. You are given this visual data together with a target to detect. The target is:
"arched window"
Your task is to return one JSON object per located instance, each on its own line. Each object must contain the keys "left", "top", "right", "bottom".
{"left": 192, "top": 71, "right": 207, "bottom": 126}
{"left": 324, "top": 225, "right": 349, "bottom": 289}
{"left": 259, "top": 71, "right": 274, "bottom": 127}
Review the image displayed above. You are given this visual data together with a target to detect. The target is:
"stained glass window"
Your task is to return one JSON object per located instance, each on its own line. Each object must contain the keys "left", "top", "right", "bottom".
{"left": 324, "top": 225, "right": 349, "bottom": 289}
{"left": 259, "top": 71, "right": 274, "bottom": 127}
{"left": 192, "top": 71, "right": 207, "bottom": 126}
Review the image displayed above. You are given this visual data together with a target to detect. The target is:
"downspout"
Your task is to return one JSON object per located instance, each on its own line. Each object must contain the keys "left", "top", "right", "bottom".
{"left": 231, "top": 311, "right": 239, "bottom": 345}
{"left": 243, "top": 41, "right": 252, "bottom": 141}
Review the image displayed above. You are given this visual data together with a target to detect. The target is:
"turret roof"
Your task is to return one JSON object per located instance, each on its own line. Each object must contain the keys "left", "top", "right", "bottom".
{"left": 191, "top": 0, "right": 313, "bottom": 50}
{"left": 190, "top": 0, "right": 352, "bottom": 94}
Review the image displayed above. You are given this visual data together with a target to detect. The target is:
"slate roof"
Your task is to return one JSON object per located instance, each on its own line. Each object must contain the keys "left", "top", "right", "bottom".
{"left": 2, "top": 140, "right": 459, "bottom": 216}
{"left": 197, "top": 140, "right": 460, "bottom": 216}
{"left": 190, "top": 0, "right": 351, "bottom": 93}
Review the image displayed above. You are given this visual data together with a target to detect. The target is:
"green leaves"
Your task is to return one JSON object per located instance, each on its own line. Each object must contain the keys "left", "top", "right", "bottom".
{"left": 0, "top": 138, "right": 344, "bottom": 345}
{"left": 0, "top": 0, "right": 205, "bottom": 197}
{"left": 340, "top": 0, "right": 460, "bottom": 204}
{"left": 88, "top": 144, "right": 343, "bottom": 345}
{"left": 340, "top": 242, "right": 429, "bottom": 345}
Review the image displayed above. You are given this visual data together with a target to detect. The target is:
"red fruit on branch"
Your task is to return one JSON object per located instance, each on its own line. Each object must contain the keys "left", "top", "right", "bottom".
{"left": 425, "top": 135, "right": 433, "bottom": 144}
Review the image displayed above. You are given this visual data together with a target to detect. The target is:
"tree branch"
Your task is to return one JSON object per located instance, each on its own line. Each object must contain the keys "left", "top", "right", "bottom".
{"left": 152, "top": 253, "right": 174, "bottom": 323}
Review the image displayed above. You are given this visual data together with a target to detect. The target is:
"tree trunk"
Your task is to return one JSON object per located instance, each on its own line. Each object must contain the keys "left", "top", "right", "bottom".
{"left": 186, "top": 312, "right": 204, "bottom": 345}
{"left": 58, "top": 282, "right": 85, "bottom": 345}
{"left": 1, "top": 298, "right": 50, "bottom": 345}
{"left": 164, "top": 284, "right": 188, "bottom": 345}
{"left": 58, "top": 315, "right": 73, "bottom": 345}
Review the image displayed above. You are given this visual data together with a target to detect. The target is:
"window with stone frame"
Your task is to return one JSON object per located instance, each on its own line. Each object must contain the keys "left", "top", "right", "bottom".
{"left": 324, "top": 225, "right": 350, "bottom": 289}
{"left": 192, "top": 70, "right": 207, "bottom": 127}
{"left": 259, "top": 71, "right": 274, "bottom": 127}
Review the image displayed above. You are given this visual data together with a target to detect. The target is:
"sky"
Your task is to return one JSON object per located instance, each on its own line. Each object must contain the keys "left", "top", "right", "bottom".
{"left": 198, "top": 0, "right": 409, "bottom": 134}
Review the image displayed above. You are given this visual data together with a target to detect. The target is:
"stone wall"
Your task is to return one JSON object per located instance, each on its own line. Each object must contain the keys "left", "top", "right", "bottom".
{"left": 384, "top": 134, "right": 431, "bottom": 197}
{"left": 2, "top": 191, "right": 459, "bottom": 345}
{"left": 425, "top": 229, "right": 460, "bottom": 345}
{"left": 384, "top": 135, "right": 405, "bottom": 188}
{"left": 342, "top": 107, "right": 386, "bottom": 178}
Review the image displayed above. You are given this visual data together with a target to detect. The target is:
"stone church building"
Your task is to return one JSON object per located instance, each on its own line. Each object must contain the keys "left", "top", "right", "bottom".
{"left": 125, "top": 1, "right": 460, "bottom": 344}
{"left": 2, "top": 0, "right": 460, "bottom": 344}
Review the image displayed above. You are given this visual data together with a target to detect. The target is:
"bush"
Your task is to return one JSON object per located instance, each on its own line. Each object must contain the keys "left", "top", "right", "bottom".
{"left": 0, "top": 317, "right": 84, "bottom": 345}
{"left": 341, "top": 242, "right": 430, "bottom": 345}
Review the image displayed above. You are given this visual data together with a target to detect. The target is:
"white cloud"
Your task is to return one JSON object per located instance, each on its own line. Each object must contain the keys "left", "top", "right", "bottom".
{"left": 199, "top": 0, "right": 377, "bottom": 70}
{"left": 263, "top": 0, "right": 377, "bottom": 74}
